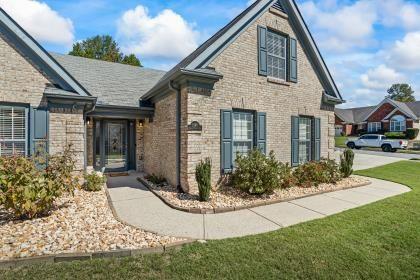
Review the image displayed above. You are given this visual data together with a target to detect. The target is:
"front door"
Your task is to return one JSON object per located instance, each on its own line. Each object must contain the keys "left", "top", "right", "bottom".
{"left": 104, "top": 121, "right": 127, "bottom": 171}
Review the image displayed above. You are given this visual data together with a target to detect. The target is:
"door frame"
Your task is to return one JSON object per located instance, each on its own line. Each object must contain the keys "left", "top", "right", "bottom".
{"left": 93, "top": 119, "right": 136, "bottom": 173}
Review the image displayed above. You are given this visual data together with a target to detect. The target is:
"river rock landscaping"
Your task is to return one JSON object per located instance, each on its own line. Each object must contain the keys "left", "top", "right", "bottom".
{"left": 0, "top": 187, "right": 181, "bottom": 261}
{"left": 140, "top": 175, "right": 370, "bottom": 211}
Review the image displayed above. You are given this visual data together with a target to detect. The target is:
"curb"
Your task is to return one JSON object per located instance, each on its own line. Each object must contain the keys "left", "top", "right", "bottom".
{"left": 0, "top": 240, "right": 194, "bottom": 270}
{"left": 137, "top": 176, "right": 372, "bottom": 215}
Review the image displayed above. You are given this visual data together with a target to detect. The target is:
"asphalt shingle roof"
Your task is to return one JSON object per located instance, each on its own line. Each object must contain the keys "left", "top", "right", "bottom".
{"left": 51, "top": 53, "right": 166, "bottom": 107}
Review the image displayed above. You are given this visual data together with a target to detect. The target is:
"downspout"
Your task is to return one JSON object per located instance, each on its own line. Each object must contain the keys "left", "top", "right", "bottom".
{"left": 169, "top": 80, "right": 182, "bottom": 192}
{"left": 83, "top": 101, "right": 97, "bottom": 171}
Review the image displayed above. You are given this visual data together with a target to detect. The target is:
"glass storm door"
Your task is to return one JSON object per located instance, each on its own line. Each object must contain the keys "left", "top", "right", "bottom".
{"left": 104, "top": 121, "right": 127, "bottom": 171}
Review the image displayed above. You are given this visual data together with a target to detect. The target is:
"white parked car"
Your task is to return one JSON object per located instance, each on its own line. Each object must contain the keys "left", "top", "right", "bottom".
{"left": 346, "top": 134, "right": 408, "bottom": 152}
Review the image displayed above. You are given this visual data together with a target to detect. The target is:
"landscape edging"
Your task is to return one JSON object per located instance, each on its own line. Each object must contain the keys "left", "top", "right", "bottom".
{"left": 137, "top": 176, "right": 373, "bottom": 215}
{"left": 0, "top": 239, "right": 193, "bottom": 270}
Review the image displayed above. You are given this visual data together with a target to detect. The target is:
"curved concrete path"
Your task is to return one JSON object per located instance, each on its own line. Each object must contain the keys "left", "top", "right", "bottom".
{"left": 107, "top": 174, "right": 411, "bottom": 240}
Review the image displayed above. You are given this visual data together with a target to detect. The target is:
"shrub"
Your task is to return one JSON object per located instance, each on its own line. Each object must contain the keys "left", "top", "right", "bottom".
{"left": 0, "top": 156, "right": 64, "bottom": 219}
{"left": 145, "top": 174, "right": 166, "bottom": 186}
{"left": 232, "top": 149, "right": 285, "bottom": 195}
{"left": 45, "top": 145, "right": 80, "bottom": 194}
{"left": 0, "top": 146, "right": 79, "bottom": 219}
{"left": 83, "top": 172, "right": 106, "bottom": 192}
{"left": 340, "top": 149, "right": 354, "bottom": 178}
{"left": 385, "top": 132, "right": 406, "bottom": 139}
{"left": 406, "top": 128, "right": 419, "bottom": 140}
{"left": 293, "top": 159, "right": 342, "bottom": 188}
{"left": 195, "top": 158, "right": 212, "bottom": 202}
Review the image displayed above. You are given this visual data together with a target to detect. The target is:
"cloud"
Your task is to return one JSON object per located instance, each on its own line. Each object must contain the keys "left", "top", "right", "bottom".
{"left": 378, "top": 0, "right": 420, "bottom": 30}
{"left": 117, "top": 5, "right": 200, "bottom": 61}
{"left": 387, "top": 32, "right": 420, "bottom": 70}
{"left": 0, "top": 0, "right": 74, "bottom": 47}
{"left": 361, "top": 65, "right": 406, "bottom": 90}
{"left": 299, "top": 0, "right": 377, "bottom": 51}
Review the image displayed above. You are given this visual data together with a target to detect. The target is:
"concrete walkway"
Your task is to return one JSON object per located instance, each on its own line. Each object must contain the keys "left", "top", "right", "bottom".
{"left": 335, "top": 150, "right": 411, "bottom": 171}
{"left": 107, "top": 174, "right": 411, "bottom": 240}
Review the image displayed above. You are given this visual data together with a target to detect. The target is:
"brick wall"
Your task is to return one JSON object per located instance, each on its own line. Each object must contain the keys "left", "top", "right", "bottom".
{"left": 367, "top": 103, "right": 395, "bottom": 122}
{"left": 143, "top": 93, "right": 177, "bottom": 186}
{"left": 0, "top": 32, "right": 85, "bottom": 170}
{"left": 179, "top": 10, "right": 336, "bottom": 193}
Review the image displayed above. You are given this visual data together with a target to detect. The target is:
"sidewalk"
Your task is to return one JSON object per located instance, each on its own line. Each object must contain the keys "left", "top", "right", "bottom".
{"left": 106, "top": 174, "right": 411, "bottom": 240}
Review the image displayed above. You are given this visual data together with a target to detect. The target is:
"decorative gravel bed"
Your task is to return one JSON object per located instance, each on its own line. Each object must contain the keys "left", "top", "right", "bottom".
{"left": 0, "top": 187, "right": 182, "bottom": 261}
{"left": 141, "top": 176, "right": 371, "bottom": 212}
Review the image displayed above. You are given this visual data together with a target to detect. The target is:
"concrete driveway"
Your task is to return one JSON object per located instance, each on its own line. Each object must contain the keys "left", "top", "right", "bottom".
{"left": 335, "top": 149, "right": 413, "bottom": 171}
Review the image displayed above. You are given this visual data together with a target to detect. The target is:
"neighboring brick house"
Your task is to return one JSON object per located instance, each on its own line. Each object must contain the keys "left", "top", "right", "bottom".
{"left": 0, "top": 0, "right": 344, "bottom": 194}
{"left": 335, "top": 98, "right": 420, "bottom": 139}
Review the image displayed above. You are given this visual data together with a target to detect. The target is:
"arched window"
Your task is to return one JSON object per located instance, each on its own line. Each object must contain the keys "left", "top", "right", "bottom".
{"left": 390, "top": 115, "right": 406, "bottom": 132}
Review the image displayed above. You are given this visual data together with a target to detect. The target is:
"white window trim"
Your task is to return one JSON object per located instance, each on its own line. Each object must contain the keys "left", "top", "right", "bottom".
{"left": 232, "top": 111, "right": 254, "bottom": 160}
{"left": 368, "top": 122, "right": 381, "bottom": 133}
{"left": 267, "top": 30, "right": 287, "bottom": 81}
{"left": 0, "top": 105, "right": 28, "bottom": 156}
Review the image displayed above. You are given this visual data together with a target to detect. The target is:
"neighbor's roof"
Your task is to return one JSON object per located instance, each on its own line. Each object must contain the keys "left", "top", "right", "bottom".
{"left": 336, "top": 99, "right": 420, "bottom": 124}
{"left": 143, "top": 0, "right": 343, "bottom": 102}
{"left": 51, "top": 53, "right": 166, "bottom": 107}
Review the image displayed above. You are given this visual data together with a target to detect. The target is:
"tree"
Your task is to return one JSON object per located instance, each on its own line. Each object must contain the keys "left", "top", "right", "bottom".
{"left": 69, "top": 35, "right": 142, "bottom": 67}
{"left": 386, "top": 84, "right": 416, "bottom": 102}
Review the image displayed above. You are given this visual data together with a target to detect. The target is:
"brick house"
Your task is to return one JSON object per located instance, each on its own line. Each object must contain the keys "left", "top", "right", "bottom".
{"left": 335, "top": 98, "right": 420, "bottom": 139}
{"left": 0, "top": 0, "right": 344, "bottom": 193}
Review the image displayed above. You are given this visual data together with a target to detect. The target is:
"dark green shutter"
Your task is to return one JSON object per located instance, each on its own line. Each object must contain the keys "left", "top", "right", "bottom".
{"left": 30, "top": 107, "right": 49, "bottom": 165}
{"left": 258, "top": 26, "right": 267, "bottom": 76}
{"left": 221, "top": 110, "right": 233, "bottom": 173}
{"left": 291, "top": 116, "right": 299, "bottom": 167}
{"left": 314, "top": 118, "right": 321, "bottom": 161}
{"left": 288, "top": 37, "right": 298, "bottom": 83}
{"left": 257, "top": 112, "right": 267, "bottom": 154}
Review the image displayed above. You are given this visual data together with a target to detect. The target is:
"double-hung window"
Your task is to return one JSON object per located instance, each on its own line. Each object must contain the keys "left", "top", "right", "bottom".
{"left": 390, "top": 115, "right": 406, "bottom": 132}
{"left": 0, "top": 106, "right": 28, "bottom": 156}
{"left": 298, "top": 117, "right": 312, "bottom": 164}
{"left": 368, "top": 122, "right": 381, "bottom": 133}
{"left": 267, "top": 30, "right": 287, "bottom": 80}
{"left": 233, "top": 112, "right": 253, "bottom": 159}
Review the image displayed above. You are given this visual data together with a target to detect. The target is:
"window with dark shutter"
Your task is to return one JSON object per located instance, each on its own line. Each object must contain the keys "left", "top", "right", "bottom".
{"left": 30, "top": 107, "right": 49, "bottom": 164}
{"left": 288, "top": 37, "right": 298, "bottom": 83}
{"left": 258, "top": 26, "right": 268, "bottom": 76}
{"left": 257, "top": 112, "right": 267, "bottom": 154}
{"left": 221, "top": 110, "right": 233, "bottom": 173}
{"left": 0, "top": 105, "right": 28, "bottom": 156}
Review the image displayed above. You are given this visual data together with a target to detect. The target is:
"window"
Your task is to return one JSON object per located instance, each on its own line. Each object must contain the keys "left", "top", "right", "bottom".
{"left": 368, "top": 122, "right": 381, "bottom": 133}
{"left": 390, "top": 115, "right": 406, "bottom": 132}
{"left": 0, "top": 106, "right": 28, "bottom": 156}
{"left": 233, "top": 112, "right": 253, "bottom": 159}
{"left": 298, "top": 117, "right": 312, "bottom": 164}
{"left": 267, "top": 30, "right": 287, "bottom": 80}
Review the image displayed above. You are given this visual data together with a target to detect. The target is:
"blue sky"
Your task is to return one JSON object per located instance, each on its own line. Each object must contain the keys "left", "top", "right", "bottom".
{"left": 2, "top": 0, "right": 420, "bottom": 108}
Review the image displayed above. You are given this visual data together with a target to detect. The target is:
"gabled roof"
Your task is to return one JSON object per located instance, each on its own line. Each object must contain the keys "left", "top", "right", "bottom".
{"left": 143, "top": 0, "right": 343, "bottom": 102}
{"left": 51, "top": 53, "right": 166, "bottom": 107}
{"left": 0, "top": 8, "right": 90, "bottom": 96}
{"left": 335, "top": 98, "right": 420, "bottom": 124}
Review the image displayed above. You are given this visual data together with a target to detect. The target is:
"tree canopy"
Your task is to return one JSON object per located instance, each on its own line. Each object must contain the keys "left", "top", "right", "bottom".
{"left": 386, "top": 84, "right": 416, "bottom": 103}
{"left": 68, "top": 35, "right": 142, "bottom": 67}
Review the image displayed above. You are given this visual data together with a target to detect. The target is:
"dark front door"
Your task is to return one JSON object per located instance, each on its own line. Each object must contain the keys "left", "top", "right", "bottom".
{"left": 94, "top": 119, "right": 135, "bottom": 172}
{"left": 104, "top": 121, "right": 127, "bottom": 171}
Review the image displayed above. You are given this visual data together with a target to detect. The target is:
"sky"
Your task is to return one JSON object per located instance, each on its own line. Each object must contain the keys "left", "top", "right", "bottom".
{"left": 1, "top": 0, "right": 420, "bottom": 108}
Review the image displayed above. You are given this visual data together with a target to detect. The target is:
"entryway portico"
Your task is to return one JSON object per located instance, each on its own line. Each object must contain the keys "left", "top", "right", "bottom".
{"left": 86, "top": 105, "right": 153, "bottom": 173}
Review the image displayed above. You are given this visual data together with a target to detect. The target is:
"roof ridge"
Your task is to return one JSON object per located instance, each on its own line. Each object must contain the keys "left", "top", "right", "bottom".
{"left": 49, "top": 52, "right": 166, "bottom": 73}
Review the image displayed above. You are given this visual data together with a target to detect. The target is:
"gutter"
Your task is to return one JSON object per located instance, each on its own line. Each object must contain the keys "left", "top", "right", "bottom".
{"left": 169, "top": 80, "right": 182, "bottom": 192}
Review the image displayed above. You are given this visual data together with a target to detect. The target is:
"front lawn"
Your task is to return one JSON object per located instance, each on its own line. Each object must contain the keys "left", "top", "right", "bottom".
{"left": 335, "top": 136, "right": 348, "bottom": 148}
{"left": 3, "top": 161, "right": 420, "bottom": 279}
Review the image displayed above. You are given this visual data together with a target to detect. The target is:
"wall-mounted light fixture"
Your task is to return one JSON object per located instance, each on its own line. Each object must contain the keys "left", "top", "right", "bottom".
{"left": 139, "top": 120, "right": 144, "bottom": 127}
{"left": 87, "top": 117, "right": 91, "bottom": 125}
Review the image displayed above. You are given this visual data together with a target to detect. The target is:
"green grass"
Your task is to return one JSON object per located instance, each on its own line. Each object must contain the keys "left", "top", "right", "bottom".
{"left": 335, "top": 136, "right": 348, "bottom": 148}
{"left": 3, "top": 161, "right": 420, "bottom": 280}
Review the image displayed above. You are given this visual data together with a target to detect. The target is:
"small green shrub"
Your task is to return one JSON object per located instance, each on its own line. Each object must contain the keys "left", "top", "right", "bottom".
{"left": 83, "top": 172, "right": 106, "bottom": 192}
{"left": 145, "top": 174, "right": 166, "bottom": 186}
{"left": 293, "top": 159, "right": 342, "bottom": 188}
{"left": 385, "top": 132, "right": 406, "bottom": 139}
{"left": 232, "top": 149, "right": 285, "bottom": 195}
{"left": 406, "top": 128, "right": 419, "bottom": 140}
{"left": 340, "top": 149, "right": 354, "bottom": 178}
{"left": 195, "top": 158, "right": 212, "bottom": 202}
